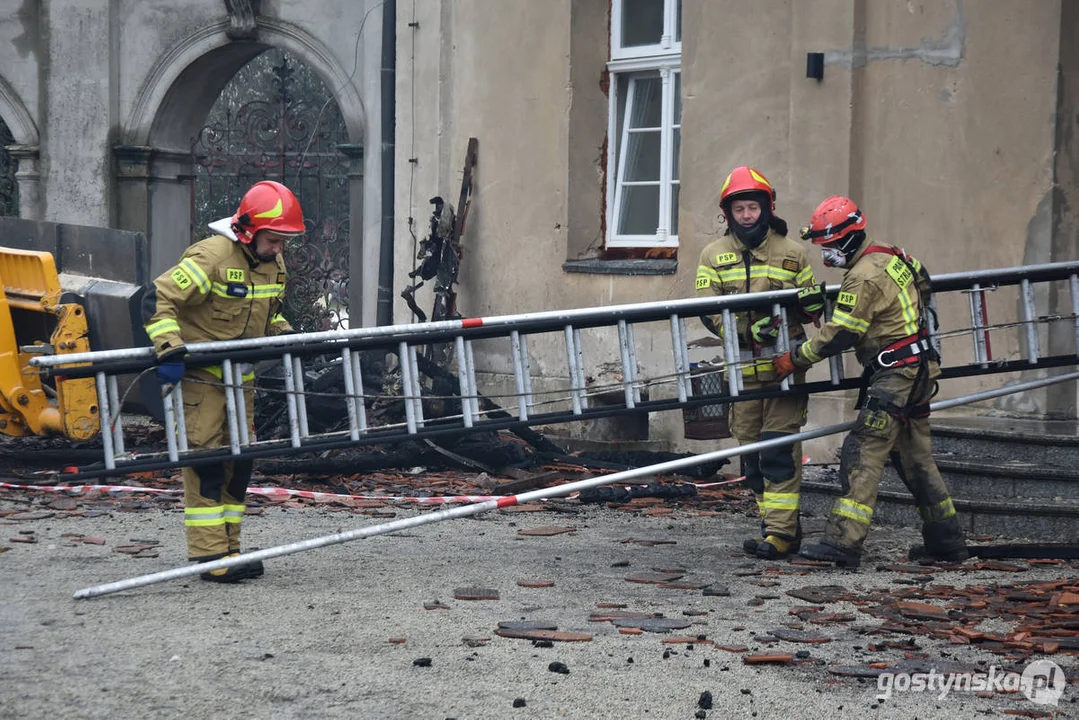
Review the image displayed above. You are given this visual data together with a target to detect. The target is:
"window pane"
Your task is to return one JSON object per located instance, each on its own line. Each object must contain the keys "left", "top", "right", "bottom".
{"left": 671, "top": 183, "right": 680, "bottom": 236}
{"left": 618, "top": 185, "right": 660, "bottom": 235}
{"left": 675, "top": 0, "right": 682, "bottom": 41}
{"left": 671, "top": 128, "right": 680, "bottom": 181}
{"left": 673, "top": 73, "right": 681, "bottom": 125}
{"left": 629, "top": 76, "right": 662, "bottom": 128}
{"left": 621, "top": 0, "right": 664, "bottom": 48}
{"left": 624, "top": 130, "right": 661, "bottom": 182}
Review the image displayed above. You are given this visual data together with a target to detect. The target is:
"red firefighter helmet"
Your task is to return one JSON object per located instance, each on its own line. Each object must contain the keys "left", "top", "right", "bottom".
{"left": 800, "top": 196, "right": 866, "bottom": 245}
{"left": 719, "top": 166, "right": 776, "bottom": 221}
{"left": 229, "top": 181, "right": 305, "bottom": 243}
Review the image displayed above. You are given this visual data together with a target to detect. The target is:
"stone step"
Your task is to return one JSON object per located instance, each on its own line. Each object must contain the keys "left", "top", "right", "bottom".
{"left": 931, "top": 416, "right": 1079, "bottom": 467}
{"left": 879, "top": 457, "right": 1079, "bottom": 502}
{"left": 801, "top": 466, "right": 1079, "bottom": 542}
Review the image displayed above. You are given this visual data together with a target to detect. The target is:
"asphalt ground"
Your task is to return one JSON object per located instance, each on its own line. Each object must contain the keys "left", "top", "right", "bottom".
{"left": 1, "top": 494, "right": 1075, "bottom": 720}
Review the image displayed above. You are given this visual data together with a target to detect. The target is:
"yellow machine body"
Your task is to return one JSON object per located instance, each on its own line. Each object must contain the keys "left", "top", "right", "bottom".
{"left": 0, "top": 249, "right": 98, "bottom": 440}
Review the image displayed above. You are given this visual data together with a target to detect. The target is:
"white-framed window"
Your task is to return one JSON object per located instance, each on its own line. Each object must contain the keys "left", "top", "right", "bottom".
{"left": 607, "top": 0, "right": 681, "bottom": 248}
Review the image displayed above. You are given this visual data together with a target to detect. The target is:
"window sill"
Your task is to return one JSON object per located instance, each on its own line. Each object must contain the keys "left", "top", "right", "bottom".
{"left": 562, "top": 259, "right": 678, "bottom": 276}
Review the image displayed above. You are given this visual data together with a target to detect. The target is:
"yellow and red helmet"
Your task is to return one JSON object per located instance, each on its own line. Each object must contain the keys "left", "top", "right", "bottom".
{"left": 719, "top": 166, "right": 776, "bottom": 220}
{"left": 231, "top": 181, "right": 306, "bottom": 243}
{"left": 800, "top": 196, "right": 866, "bottom": 245}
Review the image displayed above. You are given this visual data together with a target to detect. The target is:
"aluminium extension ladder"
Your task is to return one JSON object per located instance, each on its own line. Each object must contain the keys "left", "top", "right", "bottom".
{"left": 31, "top": 259, "right": 1079, "bottom": 479}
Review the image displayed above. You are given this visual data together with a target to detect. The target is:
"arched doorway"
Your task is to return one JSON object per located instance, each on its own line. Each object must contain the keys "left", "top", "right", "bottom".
{"left": 191, "top": 48, "right": 351, "bottom": 331}
{"left": 0, "top": 117, "right": 18, "bottom": 217}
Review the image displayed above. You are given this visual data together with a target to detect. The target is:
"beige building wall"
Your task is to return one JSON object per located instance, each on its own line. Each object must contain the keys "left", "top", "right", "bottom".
{"left": 395, "top": 0, "right": 1075, "bottom": 455}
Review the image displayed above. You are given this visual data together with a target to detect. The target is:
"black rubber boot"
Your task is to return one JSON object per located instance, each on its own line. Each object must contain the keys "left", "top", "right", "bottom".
{"left": 799, "top": 541, "right": 862, "bottom": 568}
{"left": 743, "top": 536, "right": 763, "bottom": 554}
{"left": 909, "top": 517, "right": 969, "bottom": 563}
{"left": 197, "top": 553, "right": 261, "bottom": 583}
{"left": 756, "top": 535, "right": 797, "bottom": 560}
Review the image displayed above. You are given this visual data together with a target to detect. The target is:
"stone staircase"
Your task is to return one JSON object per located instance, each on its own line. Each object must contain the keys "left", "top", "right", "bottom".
{"left": 800, "top": 416, "right": 1079, "bottom": 542}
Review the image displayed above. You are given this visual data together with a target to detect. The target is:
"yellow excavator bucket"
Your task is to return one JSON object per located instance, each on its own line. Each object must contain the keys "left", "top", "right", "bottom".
{"left": 0, "top": 249, "right": 98, "bottom": 440}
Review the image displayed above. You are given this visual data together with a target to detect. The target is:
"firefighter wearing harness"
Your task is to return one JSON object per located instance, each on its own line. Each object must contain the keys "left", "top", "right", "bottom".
{"left": 143, "top": 181, "right": 304, "bottom": 582}
{"left": 774, "top": 196, "right": 969, "bottom": 567}
{"left": 696, "top": 167, "right": 824, "bottom": 560}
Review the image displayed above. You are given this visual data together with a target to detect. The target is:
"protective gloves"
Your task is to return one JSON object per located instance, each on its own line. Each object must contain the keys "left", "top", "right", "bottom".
{"left": 796, "top": 284, "right": 825, "bottom": 326}
{"left": 749, "top": 315, "right": 782, "bottom": 346}
{"left": 156, "top": 351, "right": 186, "bottom": 394}
{"left": 774, "top": 351, "right": 798, "bottom": 381}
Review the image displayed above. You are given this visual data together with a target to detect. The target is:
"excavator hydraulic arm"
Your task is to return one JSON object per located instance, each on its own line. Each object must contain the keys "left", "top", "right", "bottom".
{"left": 0, "top": 249, "right": 98, "bottom": 440}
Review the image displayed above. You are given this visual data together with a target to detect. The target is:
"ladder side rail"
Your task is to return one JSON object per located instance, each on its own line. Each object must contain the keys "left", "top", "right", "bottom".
{"left": 281, "top": 353, "right": 301, "bottom": 448}
{"left": 464, "top": 339, "right": 480, "bottom": 420}
{"left": 564, "top": 325, "right": 583, "bottom": 415}
{"left": 627, "top": 321, "right": 641, "bottom": 404}
{"left": 161, "top": 386, "right": 180, "bottom": 463}
{"left": 519, "top": 333, "right": 534, "bottom": 413}
{"left": 773, "top": 303, "right": 791, "bottom": 392}
{"left": 669, "top": 314, "right": 689, "bottom": 403}
{"left": 967, "top": 284, "right": 988, "bottom": 368}
{"left": 233, "top": 364, "right": 250, "bottom": 447}
{"left": 408, "top": 344, "right": 425, "bottom": 428}
{"left": 105, "top": 374, "right": 124, "bottom": 457}
{"left": 510, "top": 330, "right": 528, "bottom": 421}
{"left": 573, "top": 328, "right": 588, "bottom": 410}
{"left": 454, "top": 336, "right": 474, "bottom": 428}
{"left": 95, "top": 371, "right": 116, "bottom": 470}
{"left": 221, "top": 359, "right": 242, "bottom": 455}
{"left": 173, "top": 383, "right": 189, "bottom": 452}
{"left": 1021, "top": 278, "right": 1040, "bottom": 364}
{"left": 1071, "top": 274, "right": 1079, "bottom": 358}
{"left": 341, "top": 348, "right": 361, "bottom": 441}
{"left": 399, "top": 342, "right": 418, "bottom": 434}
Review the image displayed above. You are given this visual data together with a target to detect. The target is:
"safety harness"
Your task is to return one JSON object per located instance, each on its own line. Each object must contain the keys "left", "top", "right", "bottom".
{"left": 855, "top": 245, "right": 939, "bottom": 420}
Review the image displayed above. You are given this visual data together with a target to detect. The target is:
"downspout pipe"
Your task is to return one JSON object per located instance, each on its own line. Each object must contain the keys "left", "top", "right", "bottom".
{"left": 376, "top": 0, "right": 397, "bottom": 326}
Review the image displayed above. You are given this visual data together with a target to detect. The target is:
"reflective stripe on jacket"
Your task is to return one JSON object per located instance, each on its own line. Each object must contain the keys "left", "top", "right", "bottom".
{"left": 142, "top": 235, "right": 292, "bottom": 359}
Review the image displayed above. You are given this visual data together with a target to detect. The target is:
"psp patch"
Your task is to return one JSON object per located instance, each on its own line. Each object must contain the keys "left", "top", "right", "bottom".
{"left": 714, "top": 251, "right": 739, "bottom": 266}
{"left": 782, "top": 258, "right": 800, "bottom": 273}
{"left": 695, "top": 276, "right": 711, "bottom": 290}
{"left": 226, "top": 268, "right": 245, "bottom": 283}
{"left": 171, "top": 267, "right": 192, "bottom": 290}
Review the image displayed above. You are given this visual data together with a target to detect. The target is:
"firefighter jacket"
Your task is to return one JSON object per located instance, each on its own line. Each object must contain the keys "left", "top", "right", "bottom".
{"left": 793, "top": 239, "right": 930, "bottom": 369}
{"left": 142, "top": 235, "right": 292, "bottom": 361}
{"left": 696, "top": 229, "right": 817, "bottom": 381}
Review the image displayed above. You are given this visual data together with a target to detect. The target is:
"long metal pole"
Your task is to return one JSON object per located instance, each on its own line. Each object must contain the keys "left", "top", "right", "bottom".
{"left": 71, "top": 370, "right": 1079, "bottom": 600}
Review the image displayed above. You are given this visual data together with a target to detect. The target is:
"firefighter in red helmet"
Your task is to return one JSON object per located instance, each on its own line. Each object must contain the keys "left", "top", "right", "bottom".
{"left": 143, "top": 181, "right": 304, "bottom": 582}
{"left": 695, "top": 167, "right": 824, "bottom": 560}
{"left": 774, "top": 196, "right": 968, "bottom": 567}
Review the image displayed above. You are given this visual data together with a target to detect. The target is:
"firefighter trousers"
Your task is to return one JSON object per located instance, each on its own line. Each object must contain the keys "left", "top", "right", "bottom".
{"left": 179, "top": 369, "right": 256, "bottom": 561}
{"left": 825, "top": 367, "right": 963, "bottom": 553}
{"left": 729, "top": 376, "right": 808, "bottom": 541}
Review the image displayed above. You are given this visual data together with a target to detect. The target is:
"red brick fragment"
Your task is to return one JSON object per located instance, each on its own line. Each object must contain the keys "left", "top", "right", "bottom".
{"left": 494, "top": 629, "right": 592, "bottom": 642}
{"left": 742, "top": 654, "right": 794, "bottom": 665}
{"left": 9, "top": 536, "right": 36, "bottom": 544}
{"left": 516, "top": 580, "right": 555, "bottom": 588}
{"left": 82, "top": 537, "right": 107, "bottom": 546}
{"left": 453, "top": 587, "right": 499, "bottom": 601}
{"left": 618, "top": 628, "right": 643, "bottom": 635}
